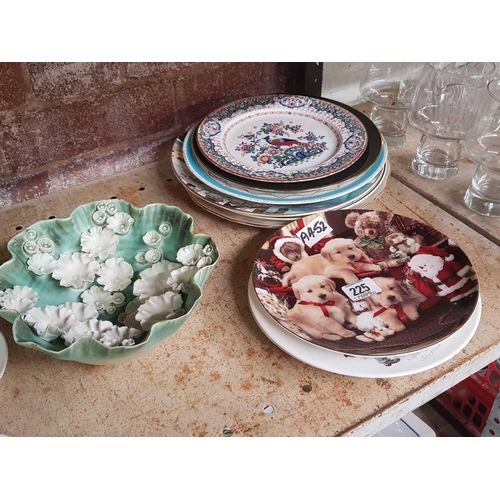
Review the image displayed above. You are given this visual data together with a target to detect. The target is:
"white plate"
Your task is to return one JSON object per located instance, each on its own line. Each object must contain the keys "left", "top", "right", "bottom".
{"left": 185, "top": 162, "right": 391, "bottom": 228}
{"left": 182, "top": 126, "right": 387, "bottom": 205}
{"left": 196, "top": 94, "right": 368, "bottom": 183}
{"left": 173, "top": 134, "right": 387, "bottom": 214}
{"left": 0, "top": 332, "right": 8, "bottom": 379}
{"left": 248, "top": 279, "right": 481, "bottom": 378}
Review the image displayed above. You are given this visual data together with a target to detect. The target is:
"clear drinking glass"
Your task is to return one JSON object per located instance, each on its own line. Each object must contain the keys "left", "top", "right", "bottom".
{"left": 409, "top": 62, "right": 496, "bottom": 180}
{"left": 359, "top": 62, "right": 424, "bottom": 147}
{"left": 463, "top": 78, "right": 500, "bottom": 217}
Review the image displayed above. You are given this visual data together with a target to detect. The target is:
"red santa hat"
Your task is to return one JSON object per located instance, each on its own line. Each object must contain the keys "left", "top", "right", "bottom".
{"left": 414, "top": 245, "right": 454, "bottom": 261}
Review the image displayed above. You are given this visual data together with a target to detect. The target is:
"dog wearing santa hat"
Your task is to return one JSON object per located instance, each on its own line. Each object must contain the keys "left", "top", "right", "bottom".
{"left": 406, "top": 246, "right": 478, "bottom": 302}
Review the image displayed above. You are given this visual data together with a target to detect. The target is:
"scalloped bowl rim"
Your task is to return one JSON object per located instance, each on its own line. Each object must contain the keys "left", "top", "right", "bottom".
{"left": 0, "top": 200, "right": 219, "bottom": 362}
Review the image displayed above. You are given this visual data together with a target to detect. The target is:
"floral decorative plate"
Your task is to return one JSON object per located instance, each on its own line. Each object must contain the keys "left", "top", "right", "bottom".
{"left": 193, "top": 97, "right": 382, "bottom": 191}
{"left": 183, "top": 125, "right": 387, "bottom": 205}
{"left": 196, "top": 94, "right": 368, "bottom": 183}
{"left": 252, "top": 209, "right": 480, "bottom": 357}
{"left": 249, "top": 279, "right": 480, "bottom": 378}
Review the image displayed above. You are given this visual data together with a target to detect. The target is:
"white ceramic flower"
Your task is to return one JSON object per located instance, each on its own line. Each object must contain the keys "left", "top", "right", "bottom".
{"left": 92, "top": 209, "right": 107, "bottom": 225}
{"left": 96, "top": 257, "right": 134, "bottom": 292}
{"left": 203, "top": 244, "right": 214, "bottom": 255}
{"left": 106, "top": 211, "right": 135, "bottom": 235}
{"left": 166, "top": 265, "right": 198, "bottom": 291}
{"left": 132, "top": 260, "right": 182, "bottom": 301}
{"left": 59, "top": 302, "right": 99, "bottom": 322}
{"left": 0, "top": 285, "right": 39, "bottom": 313}
{"left": 52, "top": 252, "right": 100, "bottom": 289}
{"left": 60, "top": 319, "right": 105, "bottom": 346}
{"left": 99, "top": 324, "right": 142, "bottom": 347}
{"left": 23, "top": 240, "right": 39, "bottom": 255}
{"left": 27, "top": 252, "right": 60, "bottom": 276}
{"left": 106, "top": 202, "right": 119, "bottom": 216}
{"left": 176, "top": 244, "right": 204, "bottom": 265}
{"left": 158, "top": 223, "right": 171, "bottom": 235}
{"left": 25, "top": 229, "right": 37, "bottom": 240}
{"left": 135, "top": 291, "right": 184, "bottom": 331}
{"left": 37, "top": 238, "right": 54, "bottom": 253}
{"left": 135, "top": 252, "right": 146, "bottom": 263}
{"left": 196, "top": 256, "right": 212, "bottom": 269}
{"left": 144, "top": 248, "right": 162, "bottom": 263}
{"left": 81, "top": 285, "right": 114, "bottom": 311}
{"left": 144, "top": 248, "right": 163, "bottom": 264}
{"left": 143, "top": 230, "right": 162, "bottom": 247}
{"left": 81, "top": 226, "right": 119, "bottom": 259}
{"left": 24, "top": 305, "right": 79, "bottom": 341}
{"left": 119, "top": 297, "right": 143, "bottom": 330}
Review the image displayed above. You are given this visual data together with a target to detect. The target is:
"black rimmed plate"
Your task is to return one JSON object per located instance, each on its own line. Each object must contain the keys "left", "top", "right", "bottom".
{"left": 193, "top": 97, "right": 381, "bottom": 192}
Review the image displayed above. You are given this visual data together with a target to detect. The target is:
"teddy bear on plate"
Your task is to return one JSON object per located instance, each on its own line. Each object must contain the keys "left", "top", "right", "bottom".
{"left": 344, "top": 210, "right": 395, "bottom": 261}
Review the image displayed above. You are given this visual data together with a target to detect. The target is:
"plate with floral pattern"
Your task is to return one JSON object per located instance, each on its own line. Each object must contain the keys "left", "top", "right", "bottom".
{"left": 196, "top": 94, "right": 368, "bottom": 183}
{"left": 184, "top": 125, "right": 387, "bottom": 205}
{"left": 252, "top": 209, "right": 480, "bottom": 357}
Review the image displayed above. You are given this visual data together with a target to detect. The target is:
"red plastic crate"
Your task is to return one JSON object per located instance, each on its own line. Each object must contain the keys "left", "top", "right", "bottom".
{"left": 435, "top": 359, "right": 500, "bottom": 436}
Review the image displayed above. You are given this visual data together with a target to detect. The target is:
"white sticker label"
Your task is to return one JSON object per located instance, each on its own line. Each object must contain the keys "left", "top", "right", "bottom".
{"left": 342, "top": 277, "right": 382, "bottom": 301}
{"left": 295, "top": 216, "right": 333, "bottom": 248}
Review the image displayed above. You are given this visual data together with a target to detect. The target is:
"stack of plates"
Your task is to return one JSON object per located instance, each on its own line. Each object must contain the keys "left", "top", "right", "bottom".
{"left": 249, "top": 209, "right": 481, "bottom": 378}
{"left": 171, "top": 94, "right": 390, "bottom": 228}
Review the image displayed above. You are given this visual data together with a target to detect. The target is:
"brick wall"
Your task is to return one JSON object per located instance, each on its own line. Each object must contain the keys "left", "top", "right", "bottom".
{"left": 0, "top": 62, "right": 305, "bottom": 207}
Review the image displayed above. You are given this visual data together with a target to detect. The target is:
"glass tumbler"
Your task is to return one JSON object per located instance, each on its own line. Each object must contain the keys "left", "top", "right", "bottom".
{"left": 359, "top": 62, "right": 424, "bottom": 147}
{"left": 464, "top": 78, "right": 500, "bottom": 217}
{"left": 409, "top": 62, "right": 496, "bottom": 180}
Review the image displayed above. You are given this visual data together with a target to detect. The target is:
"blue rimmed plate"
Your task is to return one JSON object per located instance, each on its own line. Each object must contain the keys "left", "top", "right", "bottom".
{"left": 196, "top": 94, "right": 368, "bottom": 183}
{"left": 183, "top": 125, "right": 387, "bottom": 205}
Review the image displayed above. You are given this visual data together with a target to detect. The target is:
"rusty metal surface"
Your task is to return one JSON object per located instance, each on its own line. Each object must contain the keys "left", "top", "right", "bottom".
{"left": 1, "top": 156, "right": 500, "bottom": 437}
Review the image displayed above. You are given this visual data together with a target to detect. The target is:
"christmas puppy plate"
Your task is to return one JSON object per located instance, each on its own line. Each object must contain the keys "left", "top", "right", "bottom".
{"left": 252, "top": 209, "right": 479, "bottom": 357}
{"left": 249, "top": 279, "right": 481, "bottom": 378}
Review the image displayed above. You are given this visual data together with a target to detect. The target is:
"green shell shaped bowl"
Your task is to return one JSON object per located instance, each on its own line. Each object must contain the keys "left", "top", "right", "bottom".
{"left": 0, "top": 200, "right": 218, "bottom": 365}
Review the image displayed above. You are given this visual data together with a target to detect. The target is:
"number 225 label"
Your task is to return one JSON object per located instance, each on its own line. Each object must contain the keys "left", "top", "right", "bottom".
{"left": 342, "top": 278, "right": 381, "bottom": 301}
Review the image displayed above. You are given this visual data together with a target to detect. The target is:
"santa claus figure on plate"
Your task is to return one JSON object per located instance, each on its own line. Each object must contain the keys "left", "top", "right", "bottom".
{"left": 406, "top": 246, "right": 478, "bottom": 302}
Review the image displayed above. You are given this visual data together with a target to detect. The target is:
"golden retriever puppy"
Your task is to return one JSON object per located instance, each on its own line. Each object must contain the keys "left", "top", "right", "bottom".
{"left": 368, "top": 276, "right": 427, "bottom": 332}
{"left": 282, "top": 253, "right": 332, "bottom": 287}
{"left": 320, "top": 238, "right": 381, "bottom": 284}
{"left": 282, "top": 238, "right": 381, "bottom": 287}
{"left": 288, "top": 275, "right": 357, "bottom": 341}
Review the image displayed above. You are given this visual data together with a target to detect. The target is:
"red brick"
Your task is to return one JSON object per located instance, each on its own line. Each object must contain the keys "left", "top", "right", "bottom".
{"left": 26, "top": 63, "right": 122, "bottom": 101}
{"left": 1, "top": 81, "right": 176, "bottom": 174}
{"left": 0, "top": 63, "right": 27, "bottom": 111}
{"left": 47, "top": 148, "right": 138, "bottom": 192}
{"left": 136, "top": 136, "right": 174, "bottom": 165}
{"left": 221, "top": 62, "right": 268, "bottom": 100}
{"left": 0, "top": 170, "right": 49, "bottom": 208}
{"left": 126, "top": 62, "right": 199, "bottom": 79}
{"left": 174, "top": 67, "right": 225, "bottom": 127}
